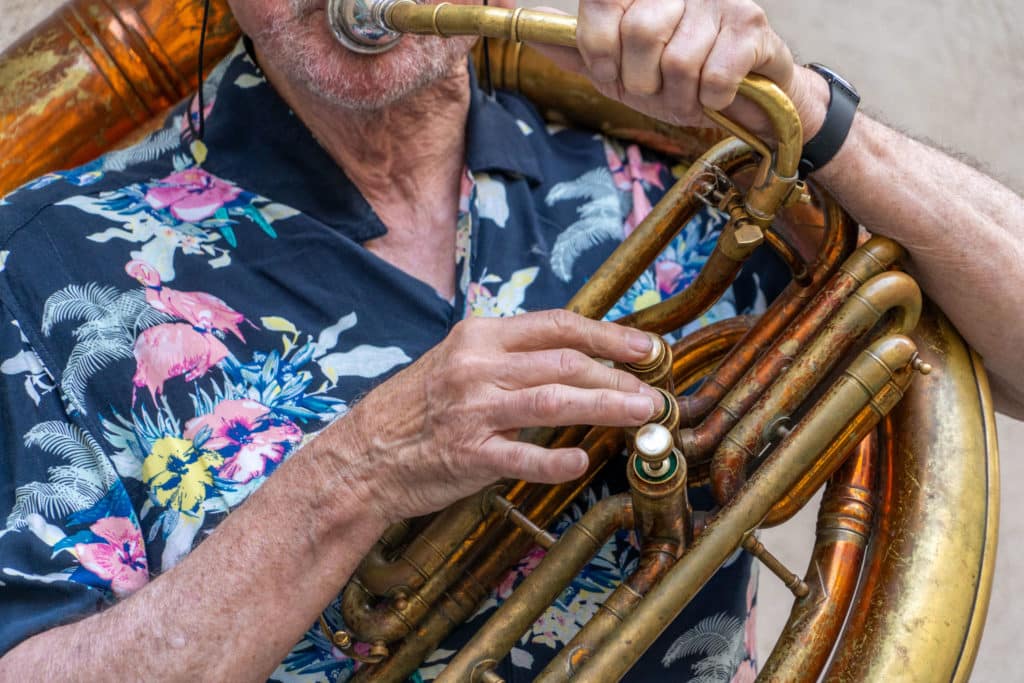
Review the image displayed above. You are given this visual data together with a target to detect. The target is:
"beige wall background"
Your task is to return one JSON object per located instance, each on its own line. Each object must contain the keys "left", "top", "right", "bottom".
{"left": 3, "top": 0, "right": 1021, "bottom": 679}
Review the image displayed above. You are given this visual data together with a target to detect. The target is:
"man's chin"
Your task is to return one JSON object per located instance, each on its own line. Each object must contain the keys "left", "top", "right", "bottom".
{"left": 277, "top": 21, "right": 468, "bottom": 112}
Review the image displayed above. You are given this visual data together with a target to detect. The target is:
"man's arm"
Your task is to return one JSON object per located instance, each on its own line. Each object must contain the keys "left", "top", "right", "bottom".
{"left": 0, "top": 423, "right": 388, "bottom": 681}
{"left": 812, "top": 107, "right": 1024, "bottom": 418}
{"left": 0, "top": 311, "right": 662, "bottom": 679}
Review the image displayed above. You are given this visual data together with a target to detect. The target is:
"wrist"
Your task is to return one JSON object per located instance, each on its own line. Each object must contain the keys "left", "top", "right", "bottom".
{"left": 790, "top": 65, "right": 830, "bottom": 145}
{"left": 298, "top": 408, "right": 391, "bottom": 541}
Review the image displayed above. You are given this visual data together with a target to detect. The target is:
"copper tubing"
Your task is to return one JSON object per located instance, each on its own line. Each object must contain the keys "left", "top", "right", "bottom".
{"left": 758, "top": 435, "right": 877, "bottom": 680}
{"left": 435, "top": 495, "right": 633, "bottom": 683}
{"left": 570, "top": 335, "right": 920, "bottom": 683}
{"left": 709, "top": 267, "right": 920, "bottom": 504}
{"left": 678, "top": 235, "right": 903, "bottom": 463}
{"left": 676, "top": 191, "right": 859, "bottom": 426}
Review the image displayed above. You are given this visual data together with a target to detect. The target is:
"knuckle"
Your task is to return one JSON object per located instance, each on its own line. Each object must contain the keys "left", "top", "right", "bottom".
{"left": 662, "top": 50, "right": 703, "bottom": 81}
{"left": 531, "top": 385, "right": 563, "bottom": 417}
{"left": 739, "top": 3, "right": 769, "bottom": 29}
{"left": 557, "top": 349, "right": 585, "bottom": 379}
{"left": 620, "top": 12, "right": 665, "bottom": 45}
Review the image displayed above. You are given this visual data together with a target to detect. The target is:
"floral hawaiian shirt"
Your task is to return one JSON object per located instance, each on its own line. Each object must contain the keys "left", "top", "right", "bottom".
{"left": 0, "top": 41, "right": 783, "bottom": 681}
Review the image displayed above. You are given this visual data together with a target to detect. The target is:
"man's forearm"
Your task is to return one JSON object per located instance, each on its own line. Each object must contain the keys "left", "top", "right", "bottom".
{"left": 815, "top": 111, "right": 1024, "bottom": 416}
{"left": 0, "top": 426, "right": 386, "bottom": 680}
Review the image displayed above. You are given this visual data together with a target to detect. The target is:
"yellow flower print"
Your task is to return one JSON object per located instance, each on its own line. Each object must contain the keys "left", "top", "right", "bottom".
{"left": 142, "top": 436, "right": 224, "bottom": 516}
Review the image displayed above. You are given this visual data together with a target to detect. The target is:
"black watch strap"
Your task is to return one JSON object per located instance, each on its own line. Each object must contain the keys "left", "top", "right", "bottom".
{"left": 799, "top": 64, "right": 860, "bottom": 179}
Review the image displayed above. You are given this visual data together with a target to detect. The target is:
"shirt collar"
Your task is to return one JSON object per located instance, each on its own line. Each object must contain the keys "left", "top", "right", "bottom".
{"left": 199, "top": 41, "right": 544, "bottom": 244}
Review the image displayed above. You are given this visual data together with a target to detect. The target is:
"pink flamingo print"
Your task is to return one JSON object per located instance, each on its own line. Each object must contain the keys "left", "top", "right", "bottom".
{"left": 126, "top": 260, "right": 247, "bottom": 341}
{"left": 132, "top": 323, "right": 229, "bottom": 403}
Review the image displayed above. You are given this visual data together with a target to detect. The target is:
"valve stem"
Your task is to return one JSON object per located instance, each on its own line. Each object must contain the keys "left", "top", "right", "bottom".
{"left": 742, "top": 533, "right": 810, "bottom": 598}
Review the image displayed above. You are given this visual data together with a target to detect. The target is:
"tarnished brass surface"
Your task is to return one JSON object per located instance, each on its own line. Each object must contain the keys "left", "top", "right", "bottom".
{"left": 0, "top": 3, "right": 998, "bottom": 681}
{"left": 0, "top": 0, "right": 239, "bottom": 196}
{"left": 826, "top": 306, "right": 999, "bottom": 681}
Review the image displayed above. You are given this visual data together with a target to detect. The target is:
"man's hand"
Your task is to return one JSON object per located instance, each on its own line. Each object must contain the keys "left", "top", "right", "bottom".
{"left": 533, "top": 0, "right": 828, "bottom": 142}
{"left": 329, "top": 309, "right": 663, "bottom": 523}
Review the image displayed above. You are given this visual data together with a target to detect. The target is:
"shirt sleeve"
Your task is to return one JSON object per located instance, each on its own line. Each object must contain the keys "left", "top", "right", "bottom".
{"left": 0, "top": 299, "right": 148, "bottom": 656}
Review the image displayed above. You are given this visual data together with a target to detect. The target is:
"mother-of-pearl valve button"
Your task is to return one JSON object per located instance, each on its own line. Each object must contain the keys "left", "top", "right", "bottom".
{"left": 635, "top": 423, "right": 673, "bottom": 463}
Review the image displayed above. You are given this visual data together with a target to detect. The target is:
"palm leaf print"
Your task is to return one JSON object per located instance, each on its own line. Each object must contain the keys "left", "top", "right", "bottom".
{"left": 545, "top": 167, "right": 625, "bottom": 282}
{"left": 42, "top": 285, "right": 172, "bottom": 413}
{"left": 662, "top": 612, "right": 745, "bottom": 682}
{"left": 6, "top": 422, "right": 115, "bottom": 529}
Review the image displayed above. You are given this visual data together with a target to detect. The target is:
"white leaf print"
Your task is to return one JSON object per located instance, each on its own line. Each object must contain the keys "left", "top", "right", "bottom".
{"left": 317, "top": 345, "right": 412, "bottom": 382}
{"left": 6, "top": 422, "right": 116, "bottom": 530}
{"left": 476, "top": 174, "right": 510, "bottom": 228}
{"left": 234, "top": 73, "right": 266, "bottom": 88}
{"left": 0, "top": 250, "right": 8, "bottom": 271}
{"left": 662, "top": 612, "right": 745, "bottom": 682}
{"left": 259, "top": 203, "right": 300, "bottom": 222}
{"left": 2, "top": 567, "right": 74, "bottom": 585}
{"left": 25, "top": 513, "right": 68, "bottom": 550}
{"left": 312, "top": 312, "right": 359, "bottom": 359}
{"left": 161, "top": 511, "right": 204, "bottom": 570}
{"left": 546, "top": 167, "right": 624, "bottom": 282}
{"left": 515, "top": 119, "right": 534, "bottom": 136}
{"left": 510, "top": 646, "right": 534, "bottom": 669}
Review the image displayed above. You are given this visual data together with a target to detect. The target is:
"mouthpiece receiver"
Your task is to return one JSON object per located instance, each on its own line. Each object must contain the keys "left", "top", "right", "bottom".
{"left": 327, "top": 0, "right": 405, "bottom": 54}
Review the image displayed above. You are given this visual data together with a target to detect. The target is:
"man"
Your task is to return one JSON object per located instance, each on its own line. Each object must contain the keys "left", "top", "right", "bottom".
{"left": 0, "top": 0, "right": 1021, "bottom": 680}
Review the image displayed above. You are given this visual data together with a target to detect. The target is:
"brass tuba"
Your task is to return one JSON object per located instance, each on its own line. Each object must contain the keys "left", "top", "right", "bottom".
{"left": 0, "top": 1, "right": 999, "bottom": 681}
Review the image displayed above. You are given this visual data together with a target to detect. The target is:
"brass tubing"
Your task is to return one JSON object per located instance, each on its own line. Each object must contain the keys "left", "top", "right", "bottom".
{"left": 353, "top": 427, "right": 628, "bottom": 683}
{"left": 566, "top": 138, "right": 751, "bottom": 320}
{"left": 355, "top": 493, "right": 490, "bottom": 597}
{"left": 435, "top": 495, "right": 634, "bottom": 683}
{"left": 758, "top": 435, "right": 877, "bottom": 680}
{"left": 354, "top": 331, "right": 739, "bottom": 683}
{"left": 678, "top": 236, "right": 901, "bottom": 463}
{"left": 710, "top": 268, "right": 921, "bottom": 504}
{"left": 387, "top": 2, "right": 803, "bottom": 176}
{"left": 533, "top": 546, "right": 675, "bottom": 681}
{"left": 615, "top": 229, "right": 750, "bottom": 333}
{"left": 825, "top": 309, "right": 999, "bottom": 682}
{"left": 676, "top": 192, "right": 858, "bottom": 426}
{"left": 389, "top": 1, "right": 577, "bottom": 47}
{"left": 570, "top": 335, "right": 920, "bottom": 683}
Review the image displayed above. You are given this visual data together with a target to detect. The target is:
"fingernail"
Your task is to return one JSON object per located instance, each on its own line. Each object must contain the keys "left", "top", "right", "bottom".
{"left": 627, "top": 395, "right": 656, "bottom": 421}
{"left": 590, "top": 58, "right": 618, "bottom": 83}
{"left": 570, "top": 449, "right": 589, "bottom": 473}
{"left": 641, "top": 385, "right": 664, "bottom": 402}
{"left": 628, "top": 331, "right": 654, "bottom": 354}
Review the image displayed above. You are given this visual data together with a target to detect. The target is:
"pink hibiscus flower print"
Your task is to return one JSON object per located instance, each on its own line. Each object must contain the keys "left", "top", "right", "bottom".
{"left": 73, "top": 517, "right": 149, "bottom": 598}
{"left": 184, "top": 399, "right": 302, "bottom": 484}
{"left": 144, "top": 168, "right": 242, "bottom": 223}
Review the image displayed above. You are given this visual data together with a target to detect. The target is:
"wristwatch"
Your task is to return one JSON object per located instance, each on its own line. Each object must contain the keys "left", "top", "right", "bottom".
{"left": 798, "top": 63, "right": 861, "bottom": 179}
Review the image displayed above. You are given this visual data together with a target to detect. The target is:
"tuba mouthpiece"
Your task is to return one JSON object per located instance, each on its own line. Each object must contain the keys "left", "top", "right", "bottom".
{"left": 327, "top": 0, "right": 406, "bottom": 54}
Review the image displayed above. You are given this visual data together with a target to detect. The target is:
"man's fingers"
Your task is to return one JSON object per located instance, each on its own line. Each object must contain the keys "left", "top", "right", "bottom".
{"left": 487, "top": 441, "right": 590, "bottom": 483}
{"left": 699, "top": 25, "right": 758, "bottom": 111}
{"left": 659, "top": 0, "right": 718, "bottom": 124}
{"left": 495, "top": 384, "right": 658, "bottom": 430}
{"left": 495, "top": 349, "right": 661, "bottom": 398}
{"left": 619, "top": 0, "right": 685, "bottom": 96}
{"left": 489, "top": 310, "right": 657, "bottom": 364}
{"left": 577, "top": 0, "right": 629, "bottom": 85}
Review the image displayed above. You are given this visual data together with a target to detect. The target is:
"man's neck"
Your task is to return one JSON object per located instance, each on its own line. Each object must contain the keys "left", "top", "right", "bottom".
{"left": 259, "top": 54, "right": 473, "bottom": 298}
